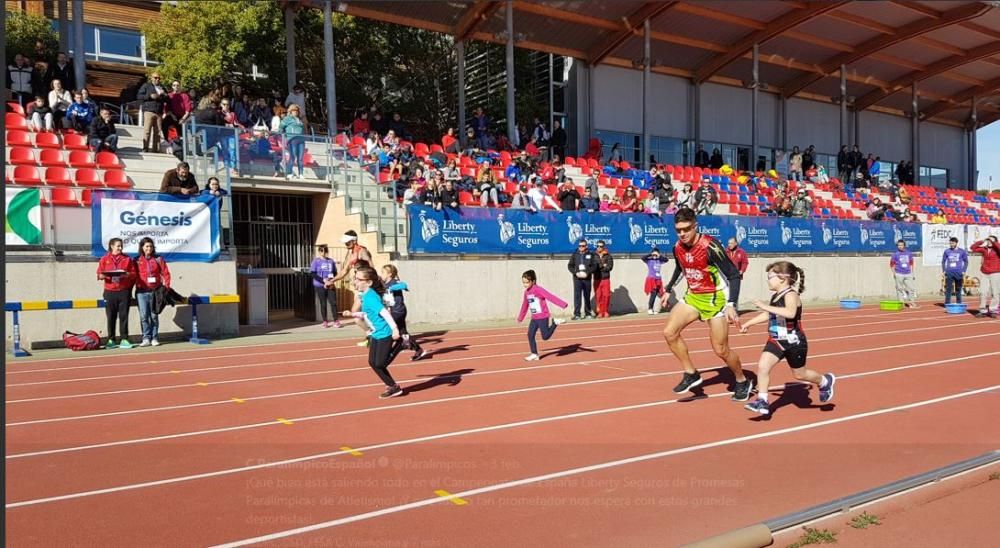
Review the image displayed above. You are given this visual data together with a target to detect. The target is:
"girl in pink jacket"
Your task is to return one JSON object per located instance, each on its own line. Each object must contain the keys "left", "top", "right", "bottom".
{"left": 517, "top": 269, "right": 568, "bottom": 361}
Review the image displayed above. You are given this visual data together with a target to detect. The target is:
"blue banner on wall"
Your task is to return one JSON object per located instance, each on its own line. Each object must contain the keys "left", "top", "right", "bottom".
{"left": 407, "top": 205, "right": 922, "bottom": 256}
{"left": 92, "top": 190, "right": 222, "bottom": 262}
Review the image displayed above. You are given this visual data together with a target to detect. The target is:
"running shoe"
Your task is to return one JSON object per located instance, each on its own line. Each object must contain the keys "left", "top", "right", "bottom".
{"left": 379, "top": 385, "right": 404, "bottom": 399}
{"left": 151, "top": 339, "right": 160, "bottom": 346}
{"left": 105, "top": 341, "right": 118, "bottom": 350}
{"left": 411, "top": 349, "right": 426, "bottom": 361}
{"left": 731, "top": 379, "right": 754, "bottom": 402}
{"left": 139, "top": 339, "right": 151, "bottom": 347}
{"left": 648, "top": 309, "right": 656, "bottom": 315}
{"left": 118, "top": 340, "right": 134, "bottom": 349}
{"left": 744, "top": 398, "right": 770, "bottom": 415}
{"left": 673, "top": 372, "right": 703, "bottom": 393}
{"left": 356, "top": 339, "right": 369, "bottom": 347}
{"left": 819, "top": 373, "right": 836, "bottom": 403}
{"left": 572, "top": 315, "right": 581, "bottom": 321}
{"left": 333, "top": 320, "right": 343, "bottom": 328}
{"left": 323, "top": 321, "right": 330, "bottom": 328}
{"left": 553, "top": 318, "right": 566, "bottom": 326}
{"left": 524, "top": 353, "right": 540, "bottom": 361}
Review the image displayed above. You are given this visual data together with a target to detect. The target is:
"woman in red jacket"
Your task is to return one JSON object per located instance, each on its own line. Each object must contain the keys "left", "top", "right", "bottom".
{"left": 135, "top": 237, "right": 172, "bottom": 346}
{"left": 971, "top": 235, "right": 1000, "bottom": 318}
{"left": 97, "top": 237, "right": 137, "bottom": 349}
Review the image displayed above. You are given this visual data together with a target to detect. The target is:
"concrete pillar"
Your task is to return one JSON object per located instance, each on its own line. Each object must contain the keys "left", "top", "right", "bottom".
{"left": 504, "top": 0, "right": 516, "bottom": 143}
{"left": 72, "top": 0, "right": 85, "bottom": 90}
{"left": 457, "top": 40, "right": 466, "bottom": 144}
{"left": 323, "top": 0, "right": 337, "bottom": 136}
{"left": 285, "top": 3, "right": 298, "bottom": 94}
{"left": 642, "top": 19, "right": 651, "bottom": 168}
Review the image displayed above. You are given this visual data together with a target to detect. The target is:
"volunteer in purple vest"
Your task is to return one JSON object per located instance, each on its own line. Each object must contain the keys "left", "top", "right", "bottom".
{"left": 889, "top": 239, "right": 918, "bottom": 308}
{"left": 941, "top": 237, "right": 968, "bottom": 305}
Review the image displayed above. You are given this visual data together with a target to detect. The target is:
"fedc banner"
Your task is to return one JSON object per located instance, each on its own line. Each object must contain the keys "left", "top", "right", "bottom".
{"left": 921, "top": 224, "right": 966, "bottom": 267}
{"left": 91, "top": 190, "right": 221, "bottom": 261}
{"left": 407, "top": 205, "right": 921, "bottom": 255}
{"left": 5, "top": 187, "right": 43, "bottom": 245}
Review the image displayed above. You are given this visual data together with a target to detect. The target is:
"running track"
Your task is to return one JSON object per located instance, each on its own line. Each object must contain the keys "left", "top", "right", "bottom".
{"left": 5, "top": 304, "right": 999, "bottom": 546}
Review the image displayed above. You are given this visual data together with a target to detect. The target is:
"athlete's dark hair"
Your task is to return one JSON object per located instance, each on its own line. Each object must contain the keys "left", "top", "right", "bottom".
{"left": 897, "top": 239, "right": 906, "bottom": 245}
{"left": 107, "top": 237, "right": 123, "bottom": 249}
{"left": 355, "top": 266, "right": 386, "bottom": 296}
{"left": 766, "top": 260, "right": 806, "bottom": 295}
{"left": 674, "top": 207, "right": 696, "bottom": 224}
{"left": 522, "top": 269, "right": 537, "bottom": 283}
{"left": 138, "top": 237, "right": 157, "bottom": 256}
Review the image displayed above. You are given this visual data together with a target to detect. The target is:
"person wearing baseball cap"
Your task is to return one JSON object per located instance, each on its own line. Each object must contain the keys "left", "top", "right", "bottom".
{"left": 331, "top": 230, "right": 376, "bottom": 346}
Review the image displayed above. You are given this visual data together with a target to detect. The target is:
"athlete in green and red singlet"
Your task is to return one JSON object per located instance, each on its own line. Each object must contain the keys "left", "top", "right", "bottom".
{"left": 662, "top": 208, "right": 753, "bottom": 401}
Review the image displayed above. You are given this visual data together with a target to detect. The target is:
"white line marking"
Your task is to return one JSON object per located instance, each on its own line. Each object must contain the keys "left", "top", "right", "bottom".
{"left": 5, "top": 351, "right": 998, "bottom": 513}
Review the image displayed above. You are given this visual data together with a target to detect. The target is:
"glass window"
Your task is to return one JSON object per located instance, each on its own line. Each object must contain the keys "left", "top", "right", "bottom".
{"left": 99, "top": 28, "right": 142, "bottom": 58}
{"left": 594, "top": 130, "right": 641, "bottom": 167}
{"left": 919, "top": 166, "right": 948, "bottom": 188}
{"left": 649, "top": 136, "right": 685, "bottom": 167}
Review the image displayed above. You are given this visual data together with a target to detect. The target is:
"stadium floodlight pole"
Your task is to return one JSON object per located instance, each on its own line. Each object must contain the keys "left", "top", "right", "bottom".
{"left": 323, "top": 0, "right": 337, "bottom": 137}
{"left": 72, "top": 0, "right": 85, "bottom": 90}
{"left": 643, "top": 18, "right": 651, "bottom": 169}
{"left": 840, "top": 64, "right": 847, "bottom": 148}
{"left": 912, "top": 83, "right": 919, "bottom": 183}
{"left": 971, "top": 95, "right": 978, "bottom": 191}
{"left": 751, "top": 42, "right": 759, "bottom": 173}
{"left": 694, "top": 82, "right": 702, "bottom": 153}
{"left": 854, "top": 108, "right": 860, "bottom": 148}
{"left": 505, "top": 0, "right": 516, "bottom": 144}
{"left": 457, "top": 40, "right": 466, "bottom": 145}
{"left": 285, "top": 1, "right": 297, "bottom": 94}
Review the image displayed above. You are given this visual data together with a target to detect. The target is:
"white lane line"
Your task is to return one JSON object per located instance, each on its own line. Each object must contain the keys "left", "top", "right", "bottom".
{"left": 209, "top": 383, "right": 1000, "bottom": 547}
{"left": 5, "top": 311, "right": 932, "bottom": 382}
{"left": 6, "top": 354, "right": 997, "bottom": 510}
{"left": 6, "top": 319, "right": 981, "bottom": 403}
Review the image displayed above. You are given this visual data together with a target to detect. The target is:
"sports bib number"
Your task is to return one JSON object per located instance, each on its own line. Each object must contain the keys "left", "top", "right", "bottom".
{"left": 527, "top": 295, "right": 543, "bottom": 315}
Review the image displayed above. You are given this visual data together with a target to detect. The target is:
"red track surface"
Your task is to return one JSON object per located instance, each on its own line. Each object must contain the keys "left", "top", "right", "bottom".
{"left": 5, "top": 304, "right": 999, "bottom": 546}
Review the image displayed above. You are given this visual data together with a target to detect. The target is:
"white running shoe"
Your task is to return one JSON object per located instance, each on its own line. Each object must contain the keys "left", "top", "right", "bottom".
{"left": 524, "top": 353, "right": 540, "bottom": 361}
{"left": 139, "top": 339, "right": 151, "bottom": 347}
{"left": 647, "top": 309, "right": 656, "bottom": 315}
{"left": 553, "top": 318, "right": 566, "bottom": 326}
{"left": 151, "top": 339, "right": 160, "bottom": 347}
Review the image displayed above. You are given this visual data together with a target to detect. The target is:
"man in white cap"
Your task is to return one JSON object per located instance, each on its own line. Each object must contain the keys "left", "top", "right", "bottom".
{"left": 331, "top": 230, "right": 375, "bottom": 346}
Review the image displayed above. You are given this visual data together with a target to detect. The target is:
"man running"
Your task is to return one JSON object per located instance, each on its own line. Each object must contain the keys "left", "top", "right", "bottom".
{"left": 663, "top": 208, "right": 753, "bottom": 401}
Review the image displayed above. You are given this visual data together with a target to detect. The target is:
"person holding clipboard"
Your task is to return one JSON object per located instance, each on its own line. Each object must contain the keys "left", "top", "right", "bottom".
{"left": 97, "top": 237, "right": 137, "bottom": 349}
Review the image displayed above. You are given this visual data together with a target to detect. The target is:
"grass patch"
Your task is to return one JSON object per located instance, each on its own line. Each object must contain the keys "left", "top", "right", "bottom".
{"left": 787, "top": 527, "right": 838, "bottom": 548}
{"left": 989, "top": 472, "right": 1000, "bottom": 481}
{"left": 849, "top": 512, "right": 881, "bottom": 529}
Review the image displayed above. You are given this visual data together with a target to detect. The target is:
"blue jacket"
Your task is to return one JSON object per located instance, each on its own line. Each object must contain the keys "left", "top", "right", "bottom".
{"left": 941, "top": 248, "right": 968, "bottom": 275}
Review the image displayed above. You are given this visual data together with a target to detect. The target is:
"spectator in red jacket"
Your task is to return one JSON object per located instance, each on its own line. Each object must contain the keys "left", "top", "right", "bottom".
{"left": 727, "top": 237, "right": 749, "bottom": 280}
{"left": 135, "top": 237, "right": 172, "bottom": 346}
{"left": 97, "top": 237, "right": 137, "bottom": 348}
{"left": 971, "top": 235, "right": 1000, "bottom": 318}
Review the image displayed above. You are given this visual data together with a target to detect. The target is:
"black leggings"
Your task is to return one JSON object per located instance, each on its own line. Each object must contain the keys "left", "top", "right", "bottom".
{"left": 104, "top": 289, "right": 132, "bottom": 342}
{"left": 389, "top": 311, "right": 423, "bottom": 362}
{"left": 314, "top": 286, "right": 336, "bottom": 322}
{"left": 527, "top": 318, "right": 558, "bottom": 354}
{"left": 368, "top": 336, "right": 397, "bottom": 387}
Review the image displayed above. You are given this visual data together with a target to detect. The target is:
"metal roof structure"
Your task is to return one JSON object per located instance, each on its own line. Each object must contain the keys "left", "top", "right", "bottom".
{"left": 303, "top": 0, "right": 1000, "bottom": 129}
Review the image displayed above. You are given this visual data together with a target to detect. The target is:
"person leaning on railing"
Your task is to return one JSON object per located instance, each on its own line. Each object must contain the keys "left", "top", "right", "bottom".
{"left": 279, "top": 104, "right": 306, "bottom": 179}
{"left": 160, "top": 162, "right": 199, "bottom": 196}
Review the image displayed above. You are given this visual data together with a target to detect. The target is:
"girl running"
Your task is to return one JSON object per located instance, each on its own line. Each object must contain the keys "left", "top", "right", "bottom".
{"left": 342, "top": 265, "right": 403, "bottom": 399}
{"left": 381, "top": 264, "right": 426, "bottom": 361}
{"left": 517, "top": 270, "right": 567, "bottom": 361}
{"left": 739, "top": 261, "right": 836, "bottom": 415}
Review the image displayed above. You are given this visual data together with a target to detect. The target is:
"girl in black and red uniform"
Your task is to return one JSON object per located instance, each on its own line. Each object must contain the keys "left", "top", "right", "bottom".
{"left": 739, "top": 261, "right": 836, "bottom": 415}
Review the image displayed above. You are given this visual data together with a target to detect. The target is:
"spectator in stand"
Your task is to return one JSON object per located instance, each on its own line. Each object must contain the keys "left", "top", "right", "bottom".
{"left": 869, "top": 155, "right": 882, "bottom": 184}
{"left": 971, "top": 235, "right": 1000, "bottom": 318}
{"left": 527, "top": 177, "right": 561, "bottom": 212}
{"left": 599, "top": 193, "right": 611, "bottom": 212}
{"left": 694, "top": 178, "right": 718, "bottom": 215}
{"left": 438, "top": 179, "right": 459, "bottom": 210}
{"left": 675, "top": 183, "right": 694, "bottom": 209}
{"left": 352, "top": 110, "right": 370, "bottom": 136}
{"left": 249, "top": 97, "right": 271, "bottom": 128}
{"left": 550, "top": 120, "right": 567, "bottom": 160}
{"left": 583, "top": 168, "right": 600, "bottom": 198}
{"left": 837, "top": 145, "right": 850, "bottom": 183}
{"left": 788, "top": 146, "right": 803, "bottom": 182}
{"left": 568, "top": 239, "right": 599, "bottom": 320}
{"left": 593, "top": 240, "right": 613, "bottom": 318}
{"left": 97, "top": 237, "right": 137, "bottom": 349}
{"left": 866, "top": 198, "right": 889, "bottom": 221}
{"left": 285, "top": 84, "right": 307, "bottom": 128}
{"left": 134, "top": 237, "right": 171, "bottom": 347}
{"left": 389, "top": 112, "right": 409, "bottom": 141}
{"left": 138, "top": 73, "right": 167, "bottom": 153}
{"left": 580, "top": 187, "right": 599, "bottom": 212}
{"left": 695, "top": 144, "right": 710, "bottom": 168}
{"left": 160, "top": 162, "right": 199, "bottom": 195}
{"left": 557, "top": 179, "right": 580, "bottom": 211}
{"left": 26, "top": 96, "right": 54, "bottom": 132}
{"left": 442, "top": 127, "right": 459, "bottom": 154}
{"left": 509, "top": 185, "right": 532, "bottom": 210}
{"left": 370, "top": 111, "right": 389, "bottom": 136}
{"left": 726, "top": 238, "right": 749, "bottom": 280}
{"left": 43, "top": 52, "right": 75, "bottom": 93}
{"left": 941, "top": 237, "right": 968, "bottom": 306}
{"left": 79, "top": 88, "right": 98, "bottom": 111}
{"left": 89, "top": 107, "right": 118, "bottom": 152}
{"left": 200, "top": 176, "right": 229, "bottom": 203}
{"left": 802, "top": 146, "right": 816, "bottom": 173}
{"left": 476, "top": 164, "right": 500, "bottom": 207}
{"left": 709, "top": 148, "right": 723, "bottom": 170}
{"left": 930, "top": 209, "right": 948, "bottom": 224}
{"left": 269, "top": 104, "right": 286, "bottom": 132}
{"left": 65, "top": 90, "right": 95, "bottom": 133}
{"left": 791, "top": 189, "right": 812, "bottom": 218}
{"left": 890, "top": 239, "right": 919, "bottom": 308}
{"left": 620, "top": 186, "right": 641, "bottom": 212}
{"left": 47, "top": 79, "right": 72, "bottom": 127}
{"left": 776, "top": 196, "right": 793, "bottom": 217}
{"left": 524, "top": 135, "right": 543, "bottom": 161}
{"left": 163, "top": 80, "right": 193, "bottom": 141}
{"left": 279, "top": 104, "right": 307, "bottom": 179}
{"left": 7, "top": 53, "right": 35, "bottom": 106}
{"left": 473, "top": 107, "right": 490, "bottom": 150}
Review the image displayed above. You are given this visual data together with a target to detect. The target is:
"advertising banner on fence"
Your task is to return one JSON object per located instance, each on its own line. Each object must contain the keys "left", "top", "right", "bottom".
{"left": 967, "top": 224, "right": 1000, "bottom": 245}
{"left": 407, "top": 205, "right": 922, "bottom": 256}
{"left": 6, "top": 187, "right": 43, "bottom": 245}
{"left": 91, "top": 190, "right": 221, "bottom": 261}
{"left": 921, "top": 224, "right": 966, "bottom": 267}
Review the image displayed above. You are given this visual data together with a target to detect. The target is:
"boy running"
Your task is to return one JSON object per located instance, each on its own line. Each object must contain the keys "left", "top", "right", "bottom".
{"left": 663, "top": 208, "right": 753, "bottom": 401}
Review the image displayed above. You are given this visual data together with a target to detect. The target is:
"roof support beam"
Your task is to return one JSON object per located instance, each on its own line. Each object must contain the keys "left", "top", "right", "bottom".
{"left": 920, "top": 76, "right": 1000, "bottom": 121}
{"left": 854, "top": 41, "right": 1000, "bottom": 112}
{"left": 781, "top": 2, "right": 992, "bottom": 99}
{"left": 693, "top": 1, "right": 848, "bottom": 83}
{"left": 453, "top": 1, "right": 501, "bottom": 42}
{"left": 587, "top": 2, "right": 678, "bottom": 66}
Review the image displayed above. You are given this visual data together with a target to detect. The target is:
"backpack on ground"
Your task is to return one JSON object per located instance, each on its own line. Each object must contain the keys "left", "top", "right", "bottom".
{"left": 63, "top": 330, "right": 102, "bottom": 351}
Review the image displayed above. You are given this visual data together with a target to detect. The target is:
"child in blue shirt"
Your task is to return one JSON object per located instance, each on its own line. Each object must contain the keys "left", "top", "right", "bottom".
{"left": 343, "top": 266, "right": 403, "bottom": 398}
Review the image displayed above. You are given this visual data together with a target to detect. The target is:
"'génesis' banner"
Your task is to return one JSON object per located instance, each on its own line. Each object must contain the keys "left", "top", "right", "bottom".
{"left": 91, "top": 190, "right": 221, "bottom": 261}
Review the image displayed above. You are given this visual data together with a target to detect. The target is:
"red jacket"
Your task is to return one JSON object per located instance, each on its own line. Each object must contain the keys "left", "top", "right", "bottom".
{"left": 97, "top": 253, "right": 137, "bottom": 292}
{"left": 727, "top": 247, "right": 749, "bottom": 277}
{"left": 971, "top": 239, "right": 1000, "bottom": 274}
{"left": 135, "top": 255, "right": 172, "bottom": 292}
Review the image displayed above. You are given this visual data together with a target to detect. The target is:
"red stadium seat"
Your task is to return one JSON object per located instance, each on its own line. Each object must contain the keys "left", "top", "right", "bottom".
{"left": 68, "top": 150, "right": 96, "bottom": 168}
{"left": 7, "top": 129, "right": 32, "bottom": 147}
{"left": 34, "top": 132, "right": 62, "bottom": 149}
{"left": 49, "top": 187, "right": 80, "bottom": 207}
{"left": 5, "top": 112, "right": 29, "bottom": 130}
{"left": 95, "top": 151, "right": 123, "bottom": 170}
{"left": 44, "top": 167, "right": 74, "bottom": 186}
{"left": 74, "top": 168, "right": 104, "bottom": 188}
{"left": 7, "top": 101, "right": 26, "bottom": 116}
{"left": 12, "top": 165, "right": 43, "bottom": 185}
{"left": 9, "top": 146, "right": 37, "bottom": 166}
{"left": 81, "top": 188, "right": 94, "bottom": 206}
{"left": 39, "top": 149, "right": 67, "bottom": 167}
{"left": 103, "top": 170, "right": 132, "bottom": 189}
{"left": 62, "top": 133, "right": 90, "bottom": 150}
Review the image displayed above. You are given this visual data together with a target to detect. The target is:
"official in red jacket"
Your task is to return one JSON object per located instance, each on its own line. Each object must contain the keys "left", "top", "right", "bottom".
{"left": 135, "top": 237, "right": 172, "bottom": 346}
{"left": 971, "top": 235, "right": 1000, "bottom": 318}
{"left": 726, "top": 237, "right": 749, "bottom": 279}
{"left": 97, "top": 237, "right": 137, "bottom": 348}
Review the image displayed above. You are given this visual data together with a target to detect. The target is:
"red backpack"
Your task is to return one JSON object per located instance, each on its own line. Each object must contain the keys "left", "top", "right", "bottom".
{"left": 63, "top": 330, "right": 102, "bottom": 351}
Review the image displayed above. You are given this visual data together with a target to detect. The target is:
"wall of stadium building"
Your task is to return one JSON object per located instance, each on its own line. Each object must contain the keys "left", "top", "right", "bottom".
{"left": 395, "top": 254, "right": 984, "bottom": 325}
{"left": 573, "top": 64, "right": 967, "bottom": 187}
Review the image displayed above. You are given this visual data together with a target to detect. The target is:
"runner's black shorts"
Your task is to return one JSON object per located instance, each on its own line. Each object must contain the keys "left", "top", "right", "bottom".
{"left": 763, "top": 338, "right": 808, "bottom": 369}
